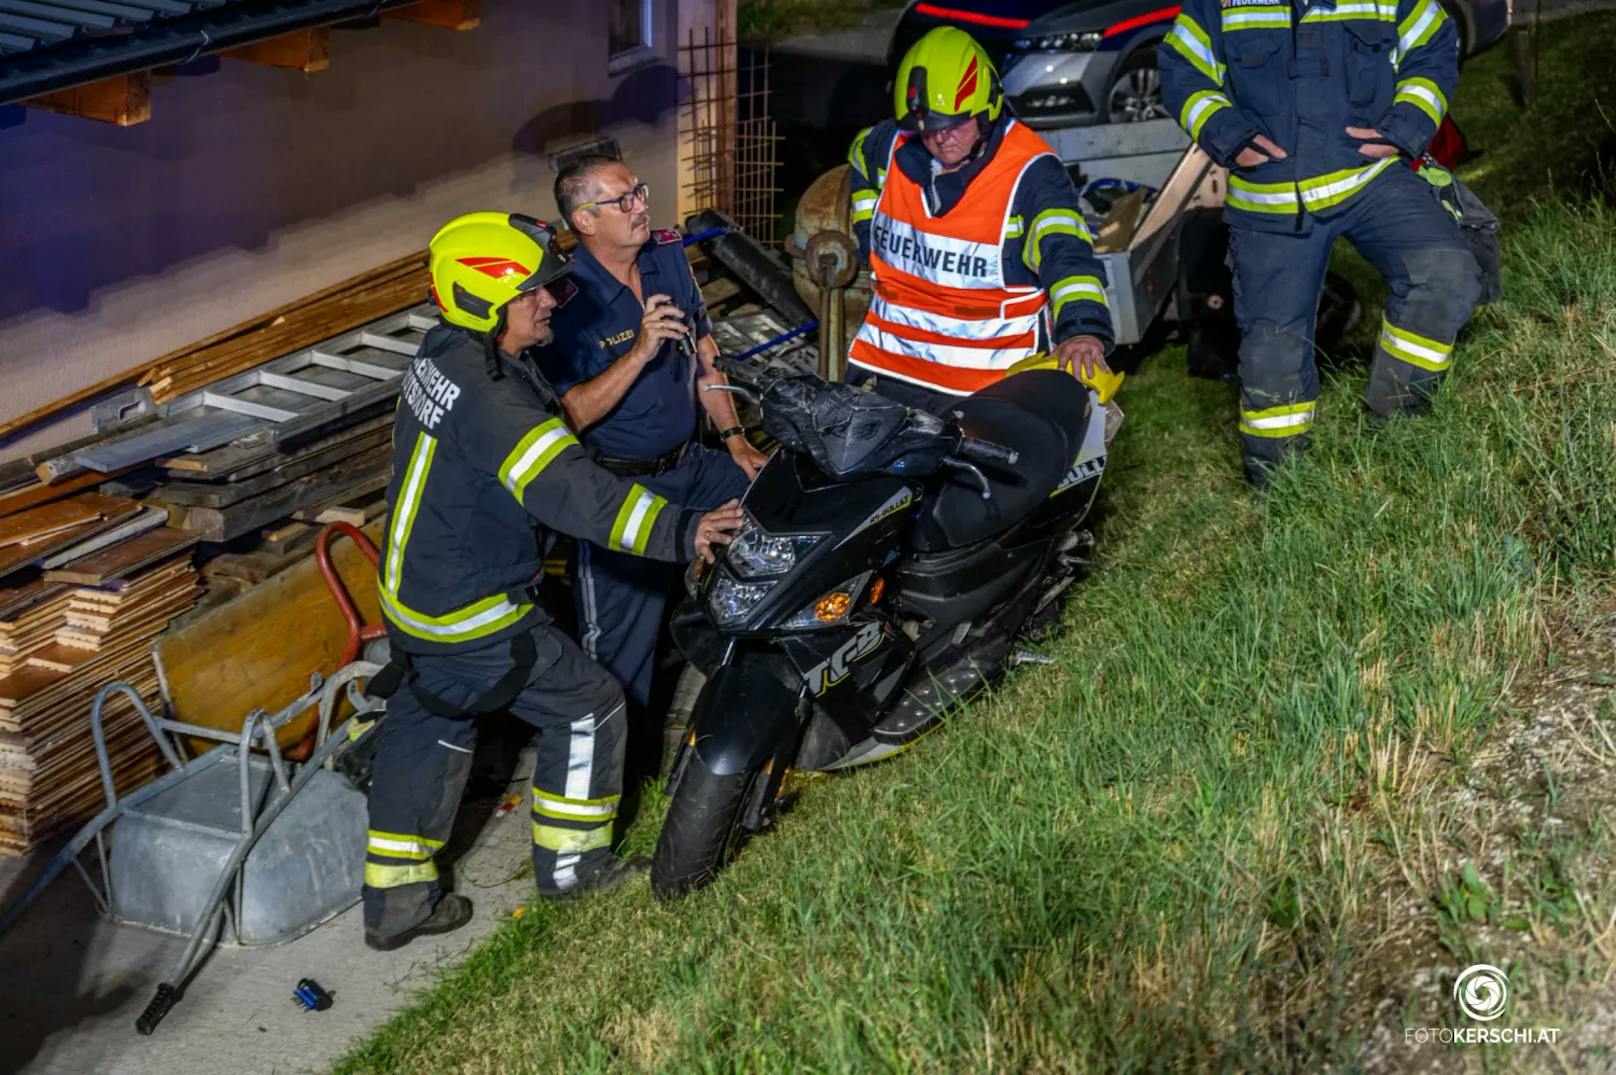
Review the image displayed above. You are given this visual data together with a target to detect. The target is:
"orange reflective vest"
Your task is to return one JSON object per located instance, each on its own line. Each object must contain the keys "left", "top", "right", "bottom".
{"left": 849, "top": 120, "right": 1059, "bottom": 396}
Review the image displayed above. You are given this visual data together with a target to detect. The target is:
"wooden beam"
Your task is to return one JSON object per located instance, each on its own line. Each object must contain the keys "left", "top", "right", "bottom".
{"left": 220, "top": 29, "right": 332, "bottom": 73}
{"left": 384, "top": 0, "right": 480, "bottom": 30}
{"left": 23, "top": 73, "right": 151, "bottom": 127}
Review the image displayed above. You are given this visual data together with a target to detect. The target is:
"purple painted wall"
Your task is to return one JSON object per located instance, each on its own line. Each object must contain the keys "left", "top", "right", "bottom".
{"left": 0, "top": 0, "right": 685, "bottom": 458}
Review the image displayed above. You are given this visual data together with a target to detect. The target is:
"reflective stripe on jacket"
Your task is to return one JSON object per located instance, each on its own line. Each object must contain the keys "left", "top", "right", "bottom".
{"left": 1159, "top": 0, "right": 1458, "bottom": 233}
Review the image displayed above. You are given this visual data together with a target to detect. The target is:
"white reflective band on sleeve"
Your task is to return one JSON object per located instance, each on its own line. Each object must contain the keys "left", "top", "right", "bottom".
{"left": 615, "top": 490, "right": 656, "bottom": 552}
{"left": 1182, "top": 92, "right": 1230, "bottom": 136}
{"left": 869, "top": 212, "right": 1006, "bottom": 289}
{"left": 502, "top": 423, "right": 574, "bottom": 496}
{"left": 1398, "top": 0, "right": 1441, "bottom": 55}
{"left": 1030, "top": 212, "right": 1085, "bottom": 238}
{"left": 1050, "top": 278, "right": 1108, "bottom": 306}
{"left": 1167, "top": 21, "right": 1226, "bottom": 84}
{"left": 1395, "top": 80, "right": 1445, "bottom": 121}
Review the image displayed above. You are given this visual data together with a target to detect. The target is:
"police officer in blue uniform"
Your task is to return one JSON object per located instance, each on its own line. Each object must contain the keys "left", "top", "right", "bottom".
{"left": 1160, "top": 0, "right": 1483, "bottom": 486}
{"left": 537, "top": 154, "right": 766, "bottom": 772}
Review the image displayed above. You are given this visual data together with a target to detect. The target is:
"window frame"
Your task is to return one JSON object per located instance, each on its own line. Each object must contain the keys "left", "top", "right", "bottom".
{"left": 607, "top": 0, "right": 657, "bottom": 75}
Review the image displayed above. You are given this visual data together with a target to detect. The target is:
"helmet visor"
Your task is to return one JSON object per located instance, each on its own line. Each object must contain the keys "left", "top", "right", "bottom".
{"left": 507, "top": 214, "right": 573, "bottom": 290}
{"left": 903, "top": 109, "right": 976, "bottom": 134}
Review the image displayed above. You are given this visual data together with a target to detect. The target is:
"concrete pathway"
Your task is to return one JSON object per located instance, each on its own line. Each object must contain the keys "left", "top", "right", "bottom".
{"left": 0, "top": 738, "right": 544, "bottom": 1075}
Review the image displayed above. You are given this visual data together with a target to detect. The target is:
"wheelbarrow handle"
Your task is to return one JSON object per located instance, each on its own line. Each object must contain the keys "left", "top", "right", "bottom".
{"left": 316, "top": 522, "right": 385, "bottom": 667}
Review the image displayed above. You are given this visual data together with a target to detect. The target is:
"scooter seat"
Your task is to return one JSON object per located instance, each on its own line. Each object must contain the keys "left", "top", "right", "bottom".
{"left": 909, "top": 371, "right": 1090, "bottom": 552}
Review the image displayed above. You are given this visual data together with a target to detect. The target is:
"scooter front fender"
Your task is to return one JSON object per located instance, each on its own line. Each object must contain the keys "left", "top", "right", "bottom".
{"left": 689, "top": 657, "right": 803, "bottom": 776}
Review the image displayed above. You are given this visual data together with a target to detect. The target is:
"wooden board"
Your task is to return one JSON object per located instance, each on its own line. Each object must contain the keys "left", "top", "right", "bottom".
{"left": 157, "top": 519, "right": 384, "bottom": 752}
{"left": 201, "top": 532, "right": 325, "bottom": 586}
{"left": 23, "top": 72, "right": 152, "bottom": 127}
{"left": 0, "top": 578, "right": 63, "bottom": 622}
{"left": 0, "top": 520, "right": 100, "bottom": 581}
{"left": 0, "top": 500, "right": 105, "bottom": 548}
{"left": 37, "top": 508, "right": 168, "bottom": 570}
{"left": 159, "top": 408, "right": 395, "bottom": 481}
{"left": 0, "top": 494, "right": 138, "bottom": 545}
{"left": 291, "top": 481, "right": 389, "bottom": 526}
{"left": 43, "top": 527, "right": 199, "bottom": 586}
{"left": 172, "top": 446, "right": 391, "bottom": 542}
{"left": 153, "top": 425, "right": 393, "bottom": 508}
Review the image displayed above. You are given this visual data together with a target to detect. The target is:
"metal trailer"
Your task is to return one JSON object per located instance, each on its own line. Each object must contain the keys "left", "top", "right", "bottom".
{"left": 1047, "top": 118, "right": 1230, "bottom": 348}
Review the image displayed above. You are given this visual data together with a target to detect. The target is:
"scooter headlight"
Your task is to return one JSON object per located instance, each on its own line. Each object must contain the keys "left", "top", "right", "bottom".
{"left": 726, "top": 517, "right": 823, "bottom": 579}
{"left": 707, "top": 573, "right": 775, "bottom": 627}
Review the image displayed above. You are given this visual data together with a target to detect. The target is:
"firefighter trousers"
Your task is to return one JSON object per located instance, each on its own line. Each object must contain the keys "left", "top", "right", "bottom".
{"left": 1229, "top": 165, "right": 1484, "bottom": 485}
{"left": 362, "top": 624, "right": 626, "bottom": 941}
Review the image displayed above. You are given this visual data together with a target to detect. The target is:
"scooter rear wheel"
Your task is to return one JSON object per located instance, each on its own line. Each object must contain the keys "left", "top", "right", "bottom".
{"left": 651, "top": 749, "right": 754, "bottom": 900}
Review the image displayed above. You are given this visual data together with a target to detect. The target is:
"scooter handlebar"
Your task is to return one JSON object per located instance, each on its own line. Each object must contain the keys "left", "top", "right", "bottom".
{"left": 954, "top": 435, "right": 1019, "bottom": 468}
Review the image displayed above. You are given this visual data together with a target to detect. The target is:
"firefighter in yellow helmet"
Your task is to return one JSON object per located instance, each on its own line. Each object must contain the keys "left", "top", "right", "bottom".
{"left": 360, "top": 211, "right": 742, "bottom": 950}
{"left": 846, "top": 26, "right": 1115, "bottom": 412}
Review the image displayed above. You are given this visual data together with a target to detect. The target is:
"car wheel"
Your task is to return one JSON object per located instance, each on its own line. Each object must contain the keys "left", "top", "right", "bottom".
{"left": 1105, "top": 49, "right": 1171, "bottom": 123}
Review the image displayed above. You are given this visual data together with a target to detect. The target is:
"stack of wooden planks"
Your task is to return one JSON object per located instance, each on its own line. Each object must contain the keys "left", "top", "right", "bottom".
{"left": 0, "top": 254, "right": 446, "bottom": 854}
{"left": 134, "top": 408, "right": 395, "bottom": 545}
{"left": 138, "top": 253, "right": 428, "bottom": 404}
{"left": 0, "top": 252, "right": 429, "bottom": 446}
{"left": 0, "top": 498, "right": 201, "bottom": 855}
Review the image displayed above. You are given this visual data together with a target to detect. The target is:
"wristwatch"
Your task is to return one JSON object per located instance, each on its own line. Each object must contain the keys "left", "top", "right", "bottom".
{"left": 718, "top": 425, "right": 747, "bottom": 441}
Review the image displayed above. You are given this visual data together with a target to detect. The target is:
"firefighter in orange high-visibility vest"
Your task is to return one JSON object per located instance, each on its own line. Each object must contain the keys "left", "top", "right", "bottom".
{"left": 845, "top": 26, "right": 1115, "bottom": 413}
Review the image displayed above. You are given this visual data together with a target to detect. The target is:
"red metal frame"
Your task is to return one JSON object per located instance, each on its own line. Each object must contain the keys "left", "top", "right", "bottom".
{"left": 315, "top": 521, "right": 385, "bottom": 667}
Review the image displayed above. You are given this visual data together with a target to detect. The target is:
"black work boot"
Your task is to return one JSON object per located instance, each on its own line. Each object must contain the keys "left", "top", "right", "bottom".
{"left": 364, "top": 893, "right": 473, "bottom": 952}
{"left": 540, "top": 855, "right": 650, "bottom": 902}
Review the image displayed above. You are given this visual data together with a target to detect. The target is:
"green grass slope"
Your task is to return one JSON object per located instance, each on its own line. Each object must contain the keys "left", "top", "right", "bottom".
{"left": 341, "top": 15, "right": 1616, "bottom": 1072}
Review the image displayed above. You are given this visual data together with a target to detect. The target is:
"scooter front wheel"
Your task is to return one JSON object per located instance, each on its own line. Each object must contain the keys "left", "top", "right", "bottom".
{"left": 651, "top": 748, "right": 755, "bottom": 900}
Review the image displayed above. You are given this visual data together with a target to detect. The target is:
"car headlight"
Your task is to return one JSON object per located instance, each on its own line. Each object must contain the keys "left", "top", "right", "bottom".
{"left": 707, "top": 573, "right": 775, "bottom": 627}
{"left": 726, "top": 518, "right": 823, "bottom": 579}
{"left": 784, "top": 573, "right": 873, "bottom": 630}
{"left": 1014, "top": 30, "right": 1102, "bottom": 51}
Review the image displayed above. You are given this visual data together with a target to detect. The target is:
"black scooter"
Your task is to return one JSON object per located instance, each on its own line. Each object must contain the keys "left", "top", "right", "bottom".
{"left": 652, "top": 362, "right": 1116, "bottom": 899}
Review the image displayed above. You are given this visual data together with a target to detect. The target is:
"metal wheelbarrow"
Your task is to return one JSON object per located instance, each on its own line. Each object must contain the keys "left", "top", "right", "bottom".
{"left": 0, "top": 659, "right": 385, "bottom": 1035}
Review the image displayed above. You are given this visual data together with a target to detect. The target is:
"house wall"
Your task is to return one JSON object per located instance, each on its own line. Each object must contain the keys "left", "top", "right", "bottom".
{"left": 0, "top": 0, "right": 690, "bottom": 460}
